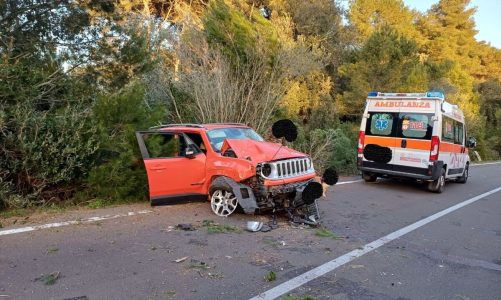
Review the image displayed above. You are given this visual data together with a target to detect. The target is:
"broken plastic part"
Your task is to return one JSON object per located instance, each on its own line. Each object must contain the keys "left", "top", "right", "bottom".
{"left": 210, "top": 176, "right": 258, "bottom": 214}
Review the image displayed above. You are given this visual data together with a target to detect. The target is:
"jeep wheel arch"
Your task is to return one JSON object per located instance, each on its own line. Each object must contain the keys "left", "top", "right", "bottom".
{"left": 209, "top": 176, "right": 258, "bottom": 215}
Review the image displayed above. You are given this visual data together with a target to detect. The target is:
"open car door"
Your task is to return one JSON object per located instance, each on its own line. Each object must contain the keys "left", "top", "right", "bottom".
{"left": 136, "top": 131, "right": 207, "bottom": 205}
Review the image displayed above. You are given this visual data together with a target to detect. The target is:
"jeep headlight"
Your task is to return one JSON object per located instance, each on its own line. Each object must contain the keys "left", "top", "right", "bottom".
{"left": 261, "top": 163, "right": 272, "bottom": 177}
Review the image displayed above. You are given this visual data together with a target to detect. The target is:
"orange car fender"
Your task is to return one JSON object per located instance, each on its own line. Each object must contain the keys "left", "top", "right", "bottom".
{"left": 205, "top": 157, "right": 255, "bottom": 191}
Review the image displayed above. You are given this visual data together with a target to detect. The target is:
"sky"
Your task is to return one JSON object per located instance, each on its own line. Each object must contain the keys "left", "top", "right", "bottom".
{"left": 404, "top": 0, "right": 501, "bottom": 48}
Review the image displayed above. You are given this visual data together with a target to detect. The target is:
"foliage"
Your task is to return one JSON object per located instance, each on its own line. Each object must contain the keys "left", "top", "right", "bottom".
{"left": 2, "top": 0, "right": 501, "bottom": 210}
{"left": 337, "top": 26, "right": 426, "bottom": 116}
{"left": 314, "top": 227, "right": 344, "bottom": 240}
{"left": 201, "top": 219, "right": 241, "bottom": 234}
{"left": 264, "top": 270, "right": 277, "bottom": 282}
{"left": 83, "top": 83, "right": 166, "bottom": 201}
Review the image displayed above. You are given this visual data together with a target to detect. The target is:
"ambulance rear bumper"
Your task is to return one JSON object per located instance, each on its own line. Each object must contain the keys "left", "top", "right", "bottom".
{"left": 358, "top": 159, "right": 443, "bottom": 181}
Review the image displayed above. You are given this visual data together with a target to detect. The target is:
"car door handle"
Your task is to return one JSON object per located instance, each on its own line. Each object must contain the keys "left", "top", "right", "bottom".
{"left": 401, "top": 139, "right": 407, "bottom": 148}
{"left": 150, "top": 166, "right": 166, "bottom": 171}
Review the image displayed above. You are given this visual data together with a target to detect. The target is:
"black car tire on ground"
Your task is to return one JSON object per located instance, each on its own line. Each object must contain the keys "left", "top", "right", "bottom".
{"left": 428, "top": 168, "right": 445, "bottom": 193}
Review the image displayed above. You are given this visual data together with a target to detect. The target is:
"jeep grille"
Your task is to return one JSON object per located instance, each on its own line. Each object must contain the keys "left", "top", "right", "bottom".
{"left": 260, "top": 158, "right": 314, "bottom": 180}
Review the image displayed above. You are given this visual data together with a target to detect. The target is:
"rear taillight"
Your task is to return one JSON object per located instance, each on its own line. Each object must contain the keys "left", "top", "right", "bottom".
{"left": 358, "top": 131, "right": 365, "bottom": 154}
{"left": 429, "top": 136, "right": 440, "bottom": 161}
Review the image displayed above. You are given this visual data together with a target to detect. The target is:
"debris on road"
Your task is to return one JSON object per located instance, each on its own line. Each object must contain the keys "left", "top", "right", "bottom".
{"left": 246, "top": 221, "right": 263, "bottom": 232}
{"left": 350, "top": 264, "right": 365, "bottom": 269}
{"left": 174, "top": 256, "right": 188, "bottom": 263}
{"left": 187, "top": 259, "right": 210, "bottom": 270}
{"left": 177, "top": 224, "right": 196, "bottom": 231}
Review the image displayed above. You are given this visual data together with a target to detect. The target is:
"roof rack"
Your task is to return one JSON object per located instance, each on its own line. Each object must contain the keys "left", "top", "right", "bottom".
{"left": 149, "top": 124, "right": 205, "bottom": 129}
{"left": 205, "top": 123, "right": 247, "bottom": 126}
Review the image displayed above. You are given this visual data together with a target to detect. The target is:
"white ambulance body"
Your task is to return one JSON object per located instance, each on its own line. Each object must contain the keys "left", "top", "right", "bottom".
{"left": 357, "top": 92, "right": 475, "bottom": 193}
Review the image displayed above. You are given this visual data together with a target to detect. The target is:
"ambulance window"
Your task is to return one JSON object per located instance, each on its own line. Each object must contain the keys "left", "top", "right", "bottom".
{"left": 454, "top": 122, "right": 464, "bottom": 145}
{"left": 368, "top": 113, "right": 394, "bottom": 136}
{"left": 442, "top": 117, "right": 454, "bottom": 142}
{"left": 400, "top": 114, "right": 429, "bottom": 138}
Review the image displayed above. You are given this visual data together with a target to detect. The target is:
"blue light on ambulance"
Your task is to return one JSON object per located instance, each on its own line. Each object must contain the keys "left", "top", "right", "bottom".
{"left": 426, "top": 91, "right": 444, "bottom": 99}
{"left": 367, "top": 91, "right": 378, "bottom": 97}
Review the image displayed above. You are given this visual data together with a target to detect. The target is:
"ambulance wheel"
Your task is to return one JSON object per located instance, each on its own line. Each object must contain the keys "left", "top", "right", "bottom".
{"left": 456, "top": 163, "right": 468, "bottom": 184}
{"left": 362, "top": 172, "right": 378, "bottom": 182}
{"left": 428, "top": 168, "right": 445, "bottom": 193}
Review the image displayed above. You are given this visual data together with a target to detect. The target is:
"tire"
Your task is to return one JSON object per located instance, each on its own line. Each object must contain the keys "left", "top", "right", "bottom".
{"left": 456, "top": 163, "right": 469, "bottom": 184}
{"left": 362, "top": 172, "right": 378, "bottom": 182}
{"left": 428, "top": 168, "right": 445, "bottom": 193}
{"left": 209, "top": 183, "right": 239, "bottom": 217}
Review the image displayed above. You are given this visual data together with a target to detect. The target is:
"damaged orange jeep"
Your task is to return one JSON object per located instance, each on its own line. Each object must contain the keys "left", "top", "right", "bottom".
{"left": 136, "top": 120, "right": 337, "bottom": 224}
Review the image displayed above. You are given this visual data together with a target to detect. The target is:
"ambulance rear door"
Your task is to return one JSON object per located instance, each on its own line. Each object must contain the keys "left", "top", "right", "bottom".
{"left": 362, "top": 100, "right": 400, "bottom": 172}
{"left": 392, "top": 100, "right": 436, "bottom": 174}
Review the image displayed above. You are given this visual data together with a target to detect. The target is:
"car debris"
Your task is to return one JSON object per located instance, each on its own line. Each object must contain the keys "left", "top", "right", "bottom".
{"left": 176, "top": 223, "right": 196, "bottom": 231}
{"left": 174, "top": 256, "right": 188, "bottom": 263}
{"left": 136, "top": 119, "right": 338, "bottom": 225}
{"left": 246, "top": 221, "right": 263, "bottom": 232}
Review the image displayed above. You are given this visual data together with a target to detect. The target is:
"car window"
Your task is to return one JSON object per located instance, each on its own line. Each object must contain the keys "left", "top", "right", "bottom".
{"left": 207, "top": 128, "right": 264, "bottom": 151}
{"left": 401, "top": 114, "right": 429, "bottom": 138}
{"left": 454, "top": 121, "right": 464, "bottom": 145}
{"left": 185, "top": 133, "right": 207, "bottom": 154}
{"left": 442, "top": 117, "right": 455, "bottom": 142}
{"left": 143, "top": 133, "right": 186, "bottom": 158}
{"left": 367, "top": 113, "right": 394, "bottom": 136}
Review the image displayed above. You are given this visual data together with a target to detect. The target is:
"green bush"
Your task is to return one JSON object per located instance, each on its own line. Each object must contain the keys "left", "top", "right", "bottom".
{"left": 82, "top": 82, "right": 166, "bottom": 202}
{"left": 329, "top": 123, "right": 358, "bottom": 175}
{"left": 0, "top": 105, "right": 100, "bottom": 208}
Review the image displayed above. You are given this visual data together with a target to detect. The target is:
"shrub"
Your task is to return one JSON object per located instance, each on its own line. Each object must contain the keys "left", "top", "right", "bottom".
{"left": 0, "top": 105, "right": 100, "bottom": 208}
{"left": 82, "top": 82, "right": 166, "bottom": 202}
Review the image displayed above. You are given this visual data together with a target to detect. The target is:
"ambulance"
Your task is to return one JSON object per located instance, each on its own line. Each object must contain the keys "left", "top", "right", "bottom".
{"left": 357, "top": 91, "right": 476, "bottom": 193}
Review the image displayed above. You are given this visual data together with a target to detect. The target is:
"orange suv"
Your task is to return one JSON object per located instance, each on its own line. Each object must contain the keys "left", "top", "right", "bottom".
{"left": 136, "top": 121, "right": 337, "bottom": 223}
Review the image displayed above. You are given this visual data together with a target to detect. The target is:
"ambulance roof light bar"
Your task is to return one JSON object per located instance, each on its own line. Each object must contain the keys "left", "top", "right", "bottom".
{"left": 367, "top": 91, "right": 445, "bottom": 100}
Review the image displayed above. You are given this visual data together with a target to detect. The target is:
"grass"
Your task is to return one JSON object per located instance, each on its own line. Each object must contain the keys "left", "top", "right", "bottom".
{"left": 0, "top": 195, "right": 147, "bottom": 223}
{"left": 201, "top": 220, "right": 241, "bottom": 234}
{"left": 314, "top": 227, "right": 344, "bottom": 240}
{"left": 46, "top": 246, "right": 59, "bottom": 254}
{"left": 187, "top": 260, "right": 210, "bottom": 270}
{"left": 264, "top": 271, "right": 276, "bottom": 282}
{"left": 87, "top": 199, "right": 106, "bottom": 209}
{"left": 35, "top": 272, "right": 60, "bottom": 285}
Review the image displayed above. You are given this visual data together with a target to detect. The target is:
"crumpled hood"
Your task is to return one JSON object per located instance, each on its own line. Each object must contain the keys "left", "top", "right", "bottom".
{"left": 221, "top": 139, "right": 307, "bottom": 163}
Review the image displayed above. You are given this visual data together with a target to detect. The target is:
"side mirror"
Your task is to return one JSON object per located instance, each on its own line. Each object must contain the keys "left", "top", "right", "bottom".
{"left": 466, "top": 137, "right": 477, "bottom": 148}
{"left": 185, "top": 145, "right": 197, "bottom": 158}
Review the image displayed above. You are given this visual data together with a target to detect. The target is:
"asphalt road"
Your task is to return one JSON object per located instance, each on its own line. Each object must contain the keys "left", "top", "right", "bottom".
{"left": 1, "top": 163, "right": 500, "bottom": 300}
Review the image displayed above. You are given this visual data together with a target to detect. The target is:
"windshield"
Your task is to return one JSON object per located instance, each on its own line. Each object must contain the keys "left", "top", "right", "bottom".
{"left": 207, "top": 128, "right": 264, "bottom": 151}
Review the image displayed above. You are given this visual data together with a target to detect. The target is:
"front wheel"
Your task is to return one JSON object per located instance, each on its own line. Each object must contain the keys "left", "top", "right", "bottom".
{"left": 428, "top": 168, "right": 445, "bottom": 193}
{"left": 210, "top": 189, "right": 238, "bottom": 217}
{"left": 456, "top": 163, "right": 469, "bottom": 184}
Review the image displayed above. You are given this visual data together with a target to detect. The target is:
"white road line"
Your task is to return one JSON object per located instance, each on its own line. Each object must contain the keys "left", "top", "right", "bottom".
{"left": 471, "top": 161, "right": 501, "bottom": 166}
{"left": 0, "top": 210, "right": 152, "bottom": 237}
{"left": 337, "top": 179, "right": 363, "bottom": 185}
{"left": 250, "top": 186, "right": 501, "bottom": 300}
